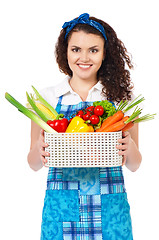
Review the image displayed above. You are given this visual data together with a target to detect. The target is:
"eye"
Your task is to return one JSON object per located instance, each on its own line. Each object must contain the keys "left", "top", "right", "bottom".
{"left": 71, "top": 47, "right": 80, "bottom": 52}
{"left": 90, "top": 48, "right": 99, "bottom": 53}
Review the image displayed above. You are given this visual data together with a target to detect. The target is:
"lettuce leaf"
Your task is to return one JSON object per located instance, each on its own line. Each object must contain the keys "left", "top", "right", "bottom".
{"left": 93, "top": 100, "right": 116, "bottom": 121}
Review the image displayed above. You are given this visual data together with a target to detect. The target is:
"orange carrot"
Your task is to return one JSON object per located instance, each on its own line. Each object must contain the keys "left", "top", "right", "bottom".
{"left": 122, "top": 121, "right": 134, "bottom": 132}
{"left": 103, "top": 116, "right": 129, "bottom": 132}
{"left": 96, "top": 110, "right": 124, "bottom": 132}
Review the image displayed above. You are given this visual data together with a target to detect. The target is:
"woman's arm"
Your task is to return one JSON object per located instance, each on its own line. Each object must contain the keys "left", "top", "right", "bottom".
{"left": 116, "top": 123, "right": 142, "bottom": 172}
{"left": 27, "top": 121, "right": 49, "bottom": 171}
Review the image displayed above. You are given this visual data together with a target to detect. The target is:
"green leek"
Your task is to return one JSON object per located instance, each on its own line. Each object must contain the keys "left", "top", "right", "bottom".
{"left": 5, "top": 92, "right": 57, "bottom": 133}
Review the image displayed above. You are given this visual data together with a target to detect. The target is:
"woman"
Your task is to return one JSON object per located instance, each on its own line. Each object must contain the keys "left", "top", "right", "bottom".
{"left": 28, "top": 13, "right": 142, "bottom": 240}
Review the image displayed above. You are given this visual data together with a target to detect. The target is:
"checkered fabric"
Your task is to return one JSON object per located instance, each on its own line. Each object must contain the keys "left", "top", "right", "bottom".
{"left": 100, "top": 167, "right": 125, "bottom": 194}
{"left": 47, "top": 167, "right": 125, "bottom": 194}
{"left": 63, "top": 195, "right": 102, "bottom": 239}
{"left": 41, "top": 97, "right": 132, "bottom": 240}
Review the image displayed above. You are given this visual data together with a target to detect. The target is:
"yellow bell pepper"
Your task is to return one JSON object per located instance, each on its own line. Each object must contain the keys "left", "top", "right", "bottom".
{"left": 65, "top": 116, "right": 94, "bottom": 133}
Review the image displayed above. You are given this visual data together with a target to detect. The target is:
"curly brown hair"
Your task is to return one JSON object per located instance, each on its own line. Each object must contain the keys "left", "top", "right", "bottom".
{"left": 55, "top": 16, "right": 134, "bottom": 103}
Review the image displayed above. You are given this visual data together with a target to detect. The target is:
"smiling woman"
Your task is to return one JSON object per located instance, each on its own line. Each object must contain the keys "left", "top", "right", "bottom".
{"left": 27, "top": 13, "right": 141, "bottom": 240}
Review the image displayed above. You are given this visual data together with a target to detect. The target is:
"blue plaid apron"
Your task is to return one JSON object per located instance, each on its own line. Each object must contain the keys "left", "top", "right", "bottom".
{"left": 41, "top": 96, "right": 133, "bottom": 240}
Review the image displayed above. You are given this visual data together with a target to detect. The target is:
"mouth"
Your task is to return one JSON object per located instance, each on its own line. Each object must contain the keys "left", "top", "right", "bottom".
{"left": 77, "top": 64, "right": 93, "bottom": 69}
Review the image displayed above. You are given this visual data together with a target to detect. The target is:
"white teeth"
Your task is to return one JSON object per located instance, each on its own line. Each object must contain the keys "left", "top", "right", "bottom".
{"left": 78, "top": 65, "right": 91, "bottom": 69}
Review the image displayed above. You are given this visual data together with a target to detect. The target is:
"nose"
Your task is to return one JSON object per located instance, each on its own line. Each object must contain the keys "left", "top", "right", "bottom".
{"left": 80, "top": 51, "right": 90, "bottom": 62}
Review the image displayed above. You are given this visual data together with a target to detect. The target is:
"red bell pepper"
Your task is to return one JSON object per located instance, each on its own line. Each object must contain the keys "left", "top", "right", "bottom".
{"left": 47, "top": 117, "right": 69, "bottom": 133}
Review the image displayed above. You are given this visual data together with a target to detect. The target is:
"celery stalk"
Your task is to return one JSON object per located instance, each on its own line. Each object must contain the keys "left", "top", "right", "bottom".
{"left": 5, "top": 92, "right": 57, "bottom": 133}
{"left": 32, "top": 86, "right": 58, "bottom": 118}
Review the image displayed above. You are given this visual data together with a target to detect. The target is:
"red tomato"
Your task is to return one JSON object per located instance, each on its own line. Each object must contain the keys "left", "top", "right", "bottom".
{"left": 94, "top": 106, "right": 104, "bottom": 116}
{"left": 86, "top": 106, "right": 95, "bottom": 113}
{"left": 76, "top": 110, "right": 84, "bottom": 118}
{"left": 89, "top": 115, "right": 100, "bottom": 125}
{"left": 83, "top": 111, "right": 91, "bottom": 120}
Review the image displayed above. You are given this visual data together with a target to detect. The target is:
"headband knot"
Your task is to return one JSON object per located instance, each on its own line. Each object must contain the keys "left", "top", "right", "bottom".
{"left": 62, "top": 13, "right": 107, "bottom": 41}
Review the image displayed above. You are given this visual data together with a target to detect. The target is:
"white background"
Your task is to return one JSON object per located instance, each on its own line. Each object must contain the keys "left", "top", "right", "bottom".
{"left": 0, "top": 0, "right": 159, "bottom": 239}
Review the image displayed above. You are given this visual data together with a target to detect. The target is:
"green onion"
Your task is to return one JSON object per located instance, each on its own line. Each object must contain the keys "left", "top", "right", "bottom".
{"left": 117, "top": 99, "right": 128, "bottom": 111}
{"left": 124, "top": 107, "right": 142, "bottom": 124}
{"left": 32, "top": 86, "right": 58, "bottom": 118}
{"left": 5, "top": 92, "right": 57, "bottom": 133}
{"left": 123, "top": 95, "right": 145, "bottom": 113}
{"left": 133, "top": 113, "right": 156, "bottom": 123}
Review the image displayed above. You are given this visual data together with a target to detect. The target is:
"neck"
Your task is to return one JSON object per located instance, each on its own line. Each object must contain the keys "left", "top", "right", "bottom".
{"left": 69, "top": 76, "right": 97, "bottom": 93}
{"left": 69, "top": 76, "right": 98, "bottom": 101}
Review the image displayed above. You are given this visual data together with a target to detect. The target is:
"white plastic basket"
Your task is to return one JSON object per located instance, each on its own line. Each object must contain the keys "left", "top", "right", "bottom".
{"left": 44, "top": 131, "right": 122, "bottom": 168}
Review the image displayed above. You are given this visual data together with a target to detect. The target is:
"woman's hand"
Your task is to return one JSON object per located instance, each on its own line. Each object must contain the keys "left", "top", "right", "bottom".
{"left": 116, "top": 131, "right": 131, "bottom": 166}
{"left": 28, "top": 121, "right": 51, "bottom": 171}
{"left": 38, "top": 129, "right": 50, "bottom": 166}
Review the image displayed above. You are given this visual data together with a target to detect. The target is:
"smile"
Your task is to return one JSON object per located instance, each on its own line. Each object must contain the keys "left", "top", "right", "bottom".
{"left": 77, "top": 64, "right": 92, "bottom": 69}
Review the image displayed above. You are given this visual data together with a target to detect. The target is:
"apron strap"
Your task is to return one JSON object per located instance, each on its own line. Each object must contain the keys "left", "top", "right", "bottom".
{"left": 55, "top": 95, "right": 63, "bottom": 113}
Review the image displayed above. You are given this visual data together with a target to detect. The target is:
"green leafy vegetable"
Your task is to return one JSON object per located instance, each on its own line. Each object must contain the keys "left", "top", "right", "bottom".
{"left": 93, "top": 100, "right": 116, "bottom": 121}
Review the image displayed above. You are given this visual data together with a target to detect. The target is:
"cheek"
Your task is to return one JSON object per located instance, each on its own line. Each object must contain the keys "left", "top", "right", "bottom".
{"left": 67, "top": 52, "right": 77, "bottom": 66}
{"left": 94, "top": 55, "right": 104, "bottom": 69}
{"left": 67, "top": 53, "right": 74, "bottom": 70}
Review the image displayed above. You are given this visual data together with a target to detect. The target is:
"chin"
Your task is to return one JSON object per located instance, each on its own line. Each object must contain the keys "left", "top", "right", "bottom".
{"left": 77, "top": 73, "right": 97, "bottom": 81}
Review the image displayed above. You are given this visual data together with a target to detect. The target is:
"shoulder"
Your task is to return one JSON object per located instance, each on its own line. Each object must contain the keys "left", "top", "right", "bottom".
{"left": 39, "top": 77, "right": 70, "bottom": 108}
{"left": 40, "top": 77, "right": 69, "bottom": 95}
{"left": 39, "top": 86, "right": 57, "bottom": 109}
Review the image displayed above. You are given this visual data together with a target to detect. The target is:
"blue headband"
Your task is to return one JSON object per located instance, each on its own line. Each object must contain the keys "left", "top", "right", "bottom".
{"left": 62, "top": 13, "right": 107, "bottom": 41}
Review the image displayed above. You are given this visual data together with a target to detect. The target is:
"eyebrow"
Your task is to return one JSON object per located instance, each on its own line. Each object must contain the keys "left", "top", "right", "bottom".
{"left": 70, "top": 45, "right": 99, "bottom": 49}
{"left": 89, "top": 45, "right": 99, "bottom": 49}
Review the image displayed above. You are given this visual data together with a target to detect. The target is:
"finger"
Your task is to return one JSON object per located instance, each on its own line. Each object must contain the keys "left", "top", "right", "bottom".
{"left": 41, "top": 129, "right": 44, "bottom": 136}
{"left": 118, "top": 150, "right": 127, "bottom": 156}
{"left": 40, "top": 155, "right": 48, "bottom": 166}
{"left": 40, "top": 149, "right": 50, "bottom": 158}
{"left": 118, "top": 136, "right": 129, "bottom": 144}
{"left": 39, "top": 129, "right": 44, "bottom": 141}
{"left": 122, "top": 131, "right": 129, "bottom": 137}
{"left": 116, "top": 144, "right": 128, "bottom": 150}
{"left": 41, "top": 141, "right": 49, "bottom": 148}
{"left": 40, "top": 148, "right": 50, "bottom": 166}
{"left": 39, "top": 131, "right": 49, "bottom": 148}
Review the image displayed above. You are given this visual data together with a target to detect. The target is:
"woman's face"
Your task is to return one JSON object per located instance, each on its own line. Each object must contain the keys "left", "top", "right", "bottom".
{"left": 67, "top": 30, "right": 105, "bottom": 81}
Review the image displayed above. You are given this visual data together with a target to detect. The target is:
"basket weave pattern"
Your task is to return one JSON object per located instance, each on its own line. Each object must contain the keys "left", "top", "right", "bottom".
{"left": 44, "top": 131, "right": 122, "bottom": 168}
